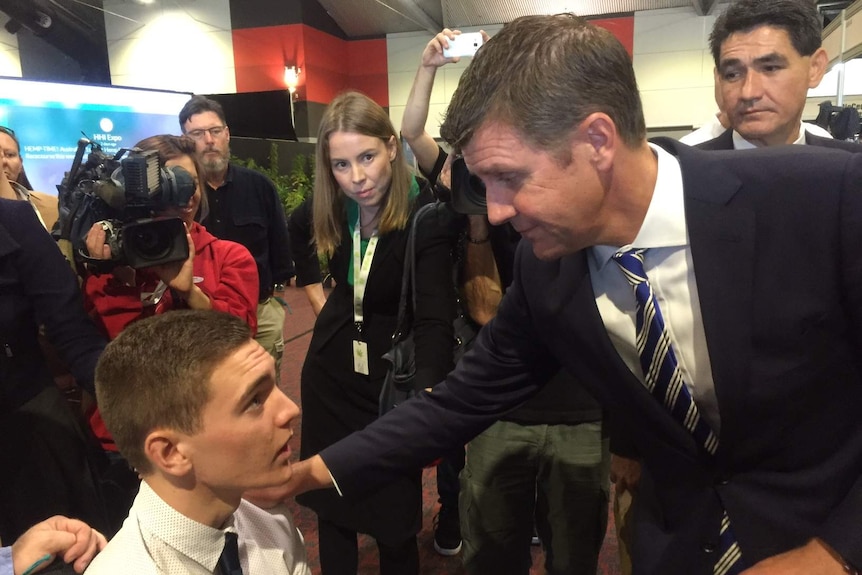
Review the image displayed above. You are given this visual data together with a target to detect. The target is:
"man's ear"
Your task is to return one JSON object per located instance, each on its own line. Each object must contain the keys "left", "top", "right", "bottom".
{"left": 581, "top": 113, "right": 617, "bottom": 172}
{"left": 144, "top": 429, "right": 193, "bottom": 478}
{"left": 808, "top": 47, "right": 828, "bottom": 88}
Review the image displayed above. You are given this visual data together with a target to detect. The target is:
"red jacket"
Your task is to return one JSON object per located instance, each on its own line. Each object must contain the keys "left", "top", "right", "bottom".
{"left": 84, "top": 222, "right": 259, "bottom": 450}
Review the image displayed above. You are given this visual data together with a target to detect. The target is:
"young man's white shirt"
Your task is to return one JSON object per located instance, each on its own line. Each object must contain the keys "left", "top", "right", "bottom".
{"left": 85, "top": 482, "right": 310, "bottom": 575}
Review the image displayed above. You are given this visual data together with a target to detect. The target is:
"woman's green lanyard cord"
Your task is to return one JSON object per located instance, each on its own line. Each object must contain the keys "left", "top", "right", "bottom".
{"left": 347, "top": 176, "right": 420, "bottom": 375}
{"left": 345, "top": 175, "right": 420, "bottom": 285}
{"left": 351, "top": 202, "right": 380, "bottom": 368}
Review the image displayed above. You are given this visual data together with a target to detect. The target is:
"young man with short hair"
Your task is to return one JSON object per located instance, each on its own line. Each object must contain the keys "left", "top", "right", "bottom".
{"left": 85, "top": 310, "right": 309, "bottom": 575}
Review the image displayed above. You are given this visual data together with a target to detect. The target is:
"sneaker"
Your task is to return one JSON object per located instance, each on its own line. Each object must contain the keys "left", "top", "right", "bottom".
{"left": 433, "top": 506, "right": 462, "bottom": 556}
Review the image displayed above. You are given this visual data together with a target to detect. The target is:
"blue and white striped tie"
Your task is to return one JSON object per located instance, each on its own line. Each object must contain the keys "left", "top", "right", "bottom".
{"left": 613, "top": 247, "right": 743, "bottom": 575}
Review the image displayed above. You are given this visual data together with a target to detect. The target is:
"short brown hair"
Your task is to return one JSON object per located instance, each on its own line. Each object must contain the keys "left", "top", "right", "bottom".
{"left": 178, "top": 95, "right": 227, "bottom": 130}
{"left": 440, "top": 14, "right": 646, "bottom": 155}
{"left": 134, "top": 134, "right": 209, "bottom": 221}
{"left": 312, "top": 91, "right": 414, "bottom": 257}
{"left": 95, "top": 310, "right": 251, "bottom": 474}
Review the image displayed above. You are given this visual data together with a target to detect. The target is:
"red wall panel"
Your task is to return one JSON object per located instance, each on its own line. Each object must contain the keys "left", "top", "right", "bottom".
{"left": 592, "top": 16, "right": 635, "bottom": 56}
{"left": 233, "top": 24, "right": 305, "bottom": 93}
{"left": 346, "top": 39, "right": 388, "bottom": 106}
{"left": 233, "top": 23, "right": 387, "bottom": 107}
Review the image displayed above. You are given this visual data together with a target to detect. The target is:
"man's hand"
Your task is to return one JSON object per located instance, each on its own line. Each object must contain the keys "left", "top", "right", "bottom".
{"left": 609, "top": 454, "right": 641, "bottom": 495}
{"left": 11, "top": 515, "right": 107, "bottom": 575}
{"left": 741, "top": 539, "right": 851, "bottom": 575}
{"left": 244, "top": 455, "right": 335, "bottom": 508}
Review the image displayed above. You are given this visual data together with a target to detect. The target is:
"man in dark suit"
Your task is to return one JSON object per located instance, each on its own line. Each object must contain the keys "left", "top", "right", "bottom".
{"left": 614, "top": 1, "right": 861, "bottom": 570}
{"left": 699, "top": 0, "right": 858, "bottom": 150}
{"left": 261, "top": 13, "right": 862, "bottom": 575}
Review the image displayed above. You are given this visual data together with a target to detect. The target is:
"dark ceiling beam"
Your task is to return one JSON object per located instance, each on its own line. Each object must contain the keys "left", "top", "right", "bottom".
{"left": 390, "top": 0, "right": 442, "bottom": 34}
{"left": 690, "top": 0, "right": 718, "bottom": 16}
{"left": 0, "top": 0, "right": 102, "bottom": 60}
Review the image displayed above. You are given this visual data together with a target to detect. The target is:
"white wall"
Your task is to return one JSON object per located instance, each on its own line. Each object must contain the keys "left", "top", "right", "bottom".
{"left": 387, "top": 25, "right": 503, "bottom": 138}
{"left": 102, "top": 0, "right": 236, "bottom": 94}
{"left": 633, "top": 7, "right": 721, "bottom": 128}
{"left": 387, "top": 6, "right": 858, "bottom": 132}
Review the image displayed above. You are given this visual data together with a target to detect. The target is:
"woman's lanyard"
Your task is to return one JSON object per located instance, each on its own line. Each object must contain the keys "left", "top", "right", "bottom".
{"left": 352, "top": 214, "right": 379, "bottom": 375}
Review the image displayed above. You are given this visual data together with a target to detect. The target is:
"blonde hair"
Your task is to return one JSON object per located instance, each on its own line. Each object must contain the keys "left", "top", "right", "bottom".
{"left": 312, "top": 91, "right": 413, "bottom": 257}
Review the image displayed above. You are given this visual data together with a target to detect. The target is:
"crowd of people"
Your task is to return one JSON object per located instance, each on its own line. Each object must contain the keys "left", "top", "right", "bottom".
{"left": 1, "top": 0, "right": 861, "bottom": 574}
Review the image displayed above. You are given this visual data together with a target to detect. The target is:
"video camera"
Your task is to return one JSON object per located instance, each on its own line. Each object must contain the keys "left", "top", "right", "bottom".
{"left": 449, "top": 156, "right": 486, "bottom": 215}
{"left": 56, "top": 137, "right": 197, "bottom": 271}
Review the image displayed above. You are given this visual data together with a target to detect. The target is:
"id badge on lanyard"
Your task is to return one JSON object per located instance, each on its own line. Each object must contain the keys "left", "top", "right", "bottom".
{"left": 352, "top": 218, "right": 378, "bottom": 375}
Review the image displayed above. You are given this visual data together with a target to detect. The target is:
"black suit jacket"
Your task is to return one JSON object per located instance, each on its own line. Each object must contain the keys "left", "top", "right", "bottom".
{"left": 320, "top": 140, "right": 862, "bottom": 573}
{"left": 288, "top": 191, "right": 457, "bottom": 390}
{"left": 697, "top": 127, "right": 862, "bottom": 152}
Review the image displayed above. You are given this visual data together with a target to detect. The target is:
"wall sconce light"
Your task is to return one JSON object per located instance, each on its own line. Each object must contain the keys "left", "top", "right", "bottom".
{"left": 284, "top": 66, "right": 300, "bottom": 95}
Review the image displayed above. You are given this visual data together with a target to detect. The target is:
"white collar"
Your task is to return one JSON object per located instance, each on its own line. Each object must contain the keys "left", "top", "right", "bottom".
{"left": 732, "top": 121, "right": 807, "bottom": 149}
{"left": 591, "top": 142, "right": 687, "bottom": 270}
{"left": 135, "top": 481, "right": 237, "bottom": 572}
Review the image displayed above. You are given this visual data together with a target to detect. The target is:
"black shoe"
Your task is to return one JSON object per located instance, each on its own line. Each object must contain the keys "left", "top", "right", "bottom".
{"left": 433, "top": 506, "right": 462, "bottom": 556}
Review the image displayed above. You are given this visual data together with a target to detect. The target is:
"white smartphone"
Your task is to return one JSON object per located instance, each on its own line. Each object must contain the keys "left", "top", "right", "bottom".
{"left": 443, "top": 32, "right": 484, "bottom": 58}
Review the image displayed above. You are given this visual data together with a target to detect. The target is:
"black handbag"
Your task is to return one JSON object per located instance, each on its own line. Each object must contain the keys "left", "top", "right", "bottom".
{"left": 379, "top": 203, "right": 437, "bottom": 415}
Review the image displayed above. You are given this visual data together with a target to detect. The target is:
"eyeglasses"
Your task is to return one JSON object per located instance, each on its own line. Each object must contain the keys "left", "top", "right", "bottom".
{"left": 0, "top": 126, "right": 16, "bottom": 137}
{"left": 185, "top": 125, "right": 227, "bottom": 140}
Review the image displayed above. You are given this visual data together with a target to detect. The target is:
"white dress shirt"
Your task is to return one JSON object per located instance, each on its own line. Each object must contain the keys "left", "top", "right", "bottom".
{"left": 85, "top": 482, "right": 310, "bottom": 575}
{"left": 680, "top": 117, "right": 832, "bottom": 147}
{"left": 679, "top": 114, "right": 727, "bottom": 145}
{"left": 588, "top": 143, "right": 720, "bottom": 432}
{"left": 732, "top": 121, "right": 831, "bottom": 149}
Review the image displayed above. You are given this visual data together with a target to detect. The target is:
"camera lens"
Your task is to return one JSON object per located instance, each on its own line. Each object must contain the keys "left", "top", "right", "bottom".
{"left": 126, "top": 224, "right": 172, "bottom": 261}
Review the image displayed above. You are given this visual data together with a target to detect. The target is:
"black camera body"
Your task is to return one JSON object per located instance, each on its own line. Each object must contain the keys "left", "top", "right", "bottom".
{"left": 57, "top": 138, "right": 196, "bottom": 270}
{"left": 96, "top": 217, "right": 189, "bottom": 270}
{"left": 449, "top": 156, "right": 486, "bottom": 215}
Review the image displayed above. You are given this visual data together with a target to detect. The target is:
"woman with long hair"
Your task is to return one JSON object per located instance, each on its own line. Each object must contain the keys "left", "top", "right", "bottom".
{"left": 289, "top": 91, "right": 456, "bottom": 574}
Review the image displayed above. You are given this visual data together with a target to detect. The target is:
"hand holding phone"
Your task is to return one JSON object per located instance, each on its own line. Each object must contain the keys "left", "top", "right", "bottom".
{"left": 443, "top": 32, "right": 484, "bottom": 59}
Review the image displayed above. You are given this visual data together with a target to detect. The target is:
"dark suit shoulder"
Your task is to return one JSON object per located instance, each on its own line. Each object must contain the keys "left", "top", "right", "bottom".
{"left": 694, "top": 128, "right": 734, "bottom": 150}
{"left": 805, "top": 133, "right": 862, "bottom": 153}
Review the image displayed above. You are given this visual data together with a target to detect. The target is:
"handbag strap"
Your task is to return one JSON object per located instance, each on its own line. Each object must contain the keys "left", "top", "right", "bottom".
{"left": 394, "top": 202, "right": 438, "bottom": 341}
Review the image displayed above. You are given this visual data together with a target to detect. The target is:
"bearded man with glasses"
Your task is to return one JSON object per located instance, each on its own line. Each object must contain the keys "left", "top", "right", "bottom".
{"left": 179, "top": 96, "right": 294, "bottom": 382}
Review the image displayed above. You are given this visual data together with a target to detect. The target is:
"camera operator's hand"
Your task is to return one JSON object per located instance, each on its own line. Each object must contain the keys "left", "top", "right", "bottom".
{"left": 151, "top": 227, "right": 212, "bottom": 311}
{"left": 85, "top": 222, "right": 113, "bottom": 261}
{"left": 85, "top": 222, "right": 136, "bottom": 285}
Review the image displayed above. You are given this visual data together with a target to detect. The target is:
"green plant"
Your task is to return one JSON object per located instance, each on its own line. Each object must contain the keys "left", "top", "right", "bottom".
{"left": 232, "top": 143, "right": 326, "bottom": 277}
{"left": 285, "top": 152, "right": 314, "bottom": 214}
{"left": 231, "top": 142, "right": 314, "bottom": 216}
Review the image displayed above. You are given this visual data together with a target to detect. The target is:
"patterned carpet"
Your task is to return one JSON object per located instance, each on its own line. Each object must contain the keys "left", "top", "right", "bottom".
{"left": 278, "top": 285, "right": 622, "bottom": 574}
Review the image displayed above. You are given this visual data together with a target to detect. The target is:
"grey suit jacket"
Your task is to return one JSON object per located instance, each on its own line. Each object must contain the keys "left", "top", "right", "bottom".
{"left": 320, "top": 139, "right": 862, "bottom": 573}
